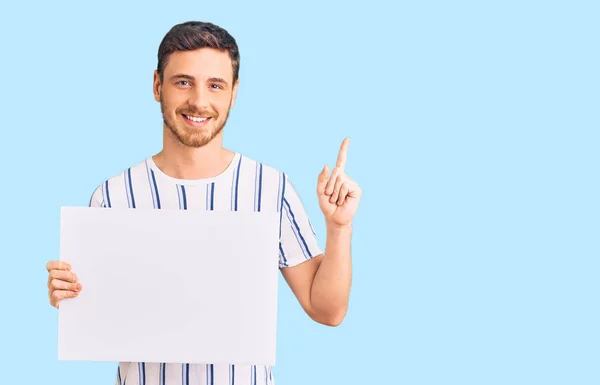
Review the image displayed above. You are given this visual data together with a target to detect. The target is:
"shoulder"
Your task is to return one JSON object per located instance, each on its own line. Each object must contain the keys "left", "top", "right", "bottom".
{"left": 238, "top": 153, "right": 305, "bottom": 191}
{"left": 238, "top": 153, "right": 293, "bottom": 180}
{"left": 88, "top": 158, "right": 150, "bottom": 207}
{"left": 237, "top": 153, "right": 297, "bottom": 191}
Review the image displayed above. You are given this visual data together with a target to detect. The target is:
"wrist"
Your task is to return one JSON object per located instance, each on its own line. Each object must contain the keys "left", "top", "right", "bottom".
{"left": 326, "top": 221, "right": 353, "bottom": 234}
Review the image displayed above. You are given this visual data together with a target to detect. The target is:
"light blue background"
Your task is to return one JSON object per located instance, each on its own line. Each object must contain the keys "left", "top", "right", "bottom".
{"left": 1, "top": 1, "right": 598, "bottom": 384}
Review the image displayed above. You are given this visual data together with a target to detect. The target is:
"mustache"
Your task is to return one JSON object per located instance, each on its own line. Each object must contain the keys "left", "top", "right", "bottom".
{"left": 177, "top": 107, "right": 215, "bottom": 117}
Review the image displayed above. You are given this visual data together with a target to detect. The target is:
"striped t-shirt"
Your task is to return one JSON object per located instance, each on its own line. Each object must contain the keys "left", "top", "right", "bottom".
{"left": 88, "top": 152, "right": 322, "bottom": 385}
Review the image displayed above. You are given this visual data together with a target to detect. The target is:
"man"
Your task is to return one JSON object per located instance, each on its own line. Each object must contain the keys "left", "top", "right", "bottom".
{"left": 45, "top": 21, "right": 360, "bottom": 385}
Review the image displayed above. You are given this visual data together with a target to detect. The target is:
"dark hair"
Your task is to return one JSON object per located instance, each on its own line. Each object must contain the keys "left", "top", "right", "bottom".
{"left": 157, "top": 21, "right": 240, "bottom": 84}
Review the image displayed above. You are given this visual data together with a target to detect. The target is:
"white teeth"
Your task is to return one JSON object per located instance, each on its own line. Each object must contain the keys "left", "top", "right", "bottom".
{"left": 186, "top": 115, "right": 208, "bottom": 122}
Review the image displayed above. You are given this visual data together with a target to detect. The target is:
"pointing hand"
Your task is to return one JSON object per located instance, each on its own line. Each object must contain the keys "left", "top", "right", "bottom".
{"left": 316, "top": 138, "right": 362, "bottom": 228}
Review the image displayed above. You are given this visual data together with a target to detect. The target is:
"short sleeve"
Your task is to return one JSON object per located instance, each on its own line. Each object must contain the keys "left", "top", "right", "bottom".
{"left": 89, "top": 183, "right": 105, "bottom": 208}
{"left": 278, "top": 173, "right": 323, "bottom": 268}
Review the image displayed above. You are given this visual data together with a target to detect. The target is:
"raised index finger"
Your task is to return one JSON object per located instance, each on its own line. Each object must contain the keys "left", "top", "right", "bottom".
{"left": 335, "top": 138, "right": 350, "bottom": 170}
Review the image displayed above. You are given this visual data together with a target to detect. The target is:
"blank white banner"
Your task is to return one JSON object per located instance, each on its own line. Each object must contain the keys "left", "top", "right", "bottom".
{"left": 58, "top": 206, "right": 280, "bottom": 366}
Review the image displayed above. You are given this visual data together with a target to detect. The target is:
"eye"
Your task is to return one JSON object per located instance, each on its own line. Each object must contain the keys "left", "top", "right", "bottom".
{"left": 176, "top": 80, "right": 191, "bottom": 86}
{"left": 210, "top": 84, "right": 223, "bottom": 90}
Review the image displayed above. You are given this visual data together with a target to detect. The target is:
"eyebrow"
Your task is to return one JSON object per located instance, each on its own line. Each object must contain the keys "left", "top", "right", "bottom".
{"left": 207, "top": 77, "right": 228, "bottom": 85}
{"left": 170, "top": 74, "right": 229, "bottom": 86}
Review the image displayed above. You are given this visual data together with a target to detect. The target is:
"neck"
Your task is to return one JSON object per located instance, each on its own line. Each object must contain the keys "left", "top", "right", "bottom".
{"left": 152, "top": 127, "right": 235, "bottom": 180}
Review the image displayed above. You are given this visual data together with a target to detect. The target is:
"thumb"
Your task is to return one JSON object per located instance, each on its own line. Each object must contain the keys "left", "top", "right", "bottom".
{"left": 317, "top": 165, "right": 329, "bottom": 194}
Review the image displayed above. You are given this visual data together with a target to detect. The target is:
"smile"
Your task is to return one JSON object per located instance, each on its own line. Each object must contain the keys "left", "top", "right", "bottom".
{"left": 182, "top": 114, "right": 211, "bottom": 126}
{"left": 183, "top": 114, "right": 210, "bottom": 122}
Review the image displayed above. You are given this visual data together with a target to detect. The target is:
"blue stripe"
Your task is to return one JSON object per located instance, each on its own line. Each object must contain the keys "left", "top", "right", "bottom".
{"left": 145, "top": 160, "right": 157, "bottom": 209}
{"left": 231, "top": 364, "right": 235, "bottom": 385}
{"left": 276, "top": 174, "right": 282, "bottom": 212}
{"left": 206, "top": 364, "right": 214, "bottom": 385}
{"left": 234, "top": 156, "right": 242, "bottom": 211}
{"left": 150, "top": 169, "right": 161, "bottom": 209}
{"left": 309, "top": 219, "right": 317, "bottom": 236}
{"left": 104, "top": 180, "right": 112, "bottom": 208}
{"left": 280, "top": 174, "right": 286, "bottom": 212}
{"left": 283, "top": 198, "right": 312, "bottom": 257}
{"left": 181, "top": 185, "right": 187, "bottom": 210}
{"left": 128, "top": 168, "right": 136, "bottom": 208}
{"left": 182, "top": 363, "right": 189, "bottom": 385}
{"left": 253, "top": 365, "right": 256, "bottom": 385}
{"left": 254, "top": 162, "right": 262, "bottom": 212}
{"left": 124, "top": 173, "right": 131, "bottom": 208}
{"left": 138, "top": 362, "right": 145, "bottom": 385}
{"left": 231, "top": 167, "right": 235, "bottom": 209}
{"left": 160, "top": 363, "right": 165, "bottom": 385}
{"left": 279, "top": 243, "right": 288, "bottom": 266}
{"left": 207, "top": 183, "right": 215, "bottom": 210}
{"left": 278, "top": 173, "right": 287, "bottom": 267}
{"left": 254, "top": 163, "right": 258, "bottom": 211}
{"left": 101, "top": 184, "right": 106, "bottom": 208}
{"left": 257, "top": 163, "right": 263, "bottom": 212}
{"left": 117, "top": 367, "right": 122, "bottom": 385}
{"left": 278, "top": 173, "right": 287, "bottom": 237}
{"left": 287, "top": 180, "right": 315, "bottom": 236}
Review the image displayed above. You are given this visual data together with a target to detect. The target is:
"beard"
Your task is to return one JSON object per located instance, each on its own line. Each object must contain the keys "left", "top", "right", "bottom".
{"left": 161, "top": 97, "right": 231, "bottom": 148}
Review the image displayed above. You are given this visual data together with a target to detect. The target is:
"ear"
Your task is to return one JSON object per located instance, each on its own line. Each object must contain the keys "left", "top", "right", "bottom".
{"left": 153, "top": 70, "right": 161, "bottom": 102}
{"left": 230, "top": 78, "right": 240, "bottom": 110}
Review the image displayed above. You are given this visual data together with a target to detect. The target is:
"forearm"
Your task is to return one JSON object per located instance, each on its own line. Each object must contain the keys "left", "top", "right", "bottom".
{"left": 309, "top": 223, "right": 353, "bottom": 325}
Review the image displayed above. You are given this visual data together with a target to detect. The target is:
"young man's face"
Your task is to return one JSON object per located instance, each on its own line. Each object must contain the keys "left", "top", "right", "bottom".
{"left": 154, "top": 48, "right": 238, "bottom": 148}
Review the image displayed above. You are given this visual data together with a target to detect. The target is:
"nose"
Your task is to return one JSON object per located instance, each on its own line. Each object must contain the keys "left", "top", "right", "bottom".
{"left": 187, "top": 85, "right": 210, "bottom": 110}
